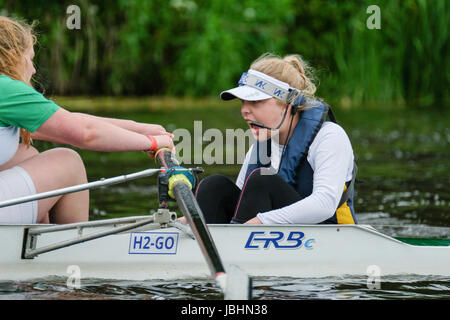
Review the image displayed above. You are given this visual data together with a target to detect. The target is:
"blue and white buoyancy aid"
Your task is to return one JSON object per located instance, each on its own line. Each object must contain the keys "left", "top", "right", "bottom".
{"left": 244, "top": 98, "right": 358, "bottom": 224}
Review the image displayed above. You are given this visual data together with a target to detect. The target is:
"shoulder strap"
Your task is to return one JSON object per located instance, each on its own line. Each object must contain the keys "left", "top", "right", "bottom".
{"left": 326, "top": 104, "right": 338, "bottom": 123}
{"left": 337, "top": 161, "right": 358, "bottom": 208}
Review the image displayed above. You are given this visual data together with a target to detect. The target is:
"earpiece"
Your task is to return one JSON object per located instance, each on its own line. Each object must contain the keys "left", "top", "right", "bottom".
{"left": 290, "top": 94, "right": 305, "bottom": 115}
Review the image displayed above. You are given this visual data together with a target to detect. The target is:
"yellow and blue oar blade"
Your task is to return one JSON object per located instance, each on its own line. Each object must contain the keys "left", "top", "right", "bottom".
{"left": 156, "top": 148, "right": 252, "bottom": 299}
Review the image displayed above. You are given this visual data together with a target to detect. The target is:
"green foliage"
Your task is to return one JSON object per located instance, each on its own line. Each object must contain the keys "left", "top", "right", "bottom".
{"left": 0, "top": 0, "right": 448, "bottom": 108}
{"left": 167, "top": 0, "right": 293, "bottom": 96}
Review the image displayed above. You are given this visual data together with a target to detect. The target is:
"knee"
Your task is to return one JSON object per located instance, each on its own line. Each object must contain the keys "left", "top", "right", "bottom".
{"left": 52, "top": 147, "right": 83, "bottom": 163}
{"left": 49, "top": 148, "right": 86, "bottom": 178}
{"left": 197, "top": 174, "right": 233, "bottom": 191}
{"left": 195, "top": 174, "right": 234, "bottom": 198}
{"left": 245, "top": 168, "right": 269, "bottom": 184}
{"left": 243, "top": 168, "right": 277, "bottom": 191}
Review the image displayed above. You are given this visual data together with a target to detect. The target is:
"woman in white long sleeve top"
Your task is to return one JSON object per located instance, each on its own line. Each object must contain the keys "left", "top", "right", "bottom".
{"left": 194, "top": 53, "right": 357, "bottom": 225}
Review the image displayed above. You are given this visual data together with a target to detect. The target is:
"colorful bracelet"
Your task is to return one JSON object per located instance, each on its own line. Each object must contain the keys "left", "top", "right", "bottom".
{"left": 147, "top": 135, "right": 158, "bottom": 152}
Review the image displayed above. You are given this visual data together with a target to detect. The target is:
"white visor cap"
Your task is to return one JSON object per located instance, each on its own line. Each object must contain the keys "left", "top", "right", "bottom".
{"left": 220, "top": 69, "right": 292, "bottom": 102}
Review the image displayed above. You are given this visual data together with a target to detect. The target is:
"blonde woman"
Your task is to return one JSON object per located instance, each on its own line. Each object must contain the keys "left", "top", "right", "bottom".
{"left": 0, "top": 16, "right": 173, "bottom": 224}
{"left": 194, "top": 53, "right": 357, "bottom": 225}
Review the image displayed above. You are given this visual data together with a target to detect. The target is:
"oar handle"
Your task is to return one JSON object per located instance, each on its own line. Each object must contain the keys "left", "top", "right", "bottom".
{"left": 156, "top": 148, "right": 179, "bottom": 168}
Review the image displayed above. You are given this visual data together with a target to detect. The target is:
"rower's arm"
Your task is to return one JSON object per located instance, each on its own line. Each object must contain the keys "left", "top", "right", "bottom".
{"left": 70, "top": 112, "right": 171, "bottom": 137}
{"left": 33, "top": 108, "right": 152, "bottom": 152}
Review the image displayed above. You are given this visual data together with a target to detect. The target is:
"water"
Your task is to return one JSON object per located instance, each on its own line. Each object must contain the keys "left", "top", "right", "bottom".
{"left": 1, "top": 275, "right": 450, "bottom": 300}
{"left": 1, "top": 104, "right": 449, "bottom": 300}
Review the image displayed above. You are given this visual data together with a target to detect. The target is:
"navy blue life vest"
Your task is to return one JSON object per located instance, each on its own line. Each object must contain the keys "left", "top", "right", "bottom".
{"left": 244, "top": 98, "right": 357, "bottom": 224}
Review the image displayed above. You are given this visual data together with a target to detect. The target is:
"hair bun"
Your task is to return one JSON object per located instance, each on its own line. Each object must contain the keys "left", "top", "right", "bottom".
{"left": 283, "top": 54, "right": 316, "bottom": 96}
{"left": 250, "top": 53, "right": 317, "bottom": 97}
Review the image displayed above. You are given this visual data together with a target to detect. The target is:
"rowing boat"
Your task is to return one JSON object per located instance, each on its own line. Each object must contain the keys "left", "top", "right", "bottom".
{"left": 0, "top": 150, "right": 448, "bottom": 287}
{"left": 1, "top": 216, "right": 449, "bottom": 281}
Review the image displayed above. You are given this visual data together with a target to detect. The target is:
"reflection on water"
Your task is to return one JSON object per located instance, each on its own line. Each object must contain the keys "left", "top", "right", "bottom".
{"left": 1, "top": 275, "right": 450, "bottom": 300}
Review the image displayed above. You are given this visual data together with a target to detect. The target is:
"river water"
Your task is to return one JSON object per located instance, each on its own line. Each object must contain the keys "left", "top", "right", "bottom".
{"left": 1, "top": 105, "right": 449, "bottom": 300}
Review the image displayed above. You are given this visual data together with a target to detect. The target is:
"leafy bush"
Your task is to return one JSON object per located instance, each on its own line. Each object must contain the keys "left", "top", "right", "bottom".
{"left": 0, "top": 0, "right": 447, "bottom": 108}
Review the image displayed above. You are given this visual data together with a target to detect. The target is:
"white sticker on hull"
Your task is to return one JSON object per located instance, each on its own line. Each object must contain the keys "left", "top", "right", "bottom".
{"left": 129, "top": 232, "right": 179, "bottom": 254}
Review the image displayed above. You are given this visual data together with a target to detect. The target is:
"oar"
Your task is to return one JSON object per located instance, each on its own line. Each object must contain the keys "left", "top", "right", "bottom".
{"left": 0, "top": 168, "right": 162, "bottom": 209}
{"left": 156, "top": 148, "right": 252, "bottom": 299}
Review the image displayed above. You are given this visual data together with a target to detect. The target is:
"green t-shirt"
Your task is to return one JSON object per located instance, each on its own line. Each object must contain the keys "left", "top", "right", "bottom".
{"left": 0, "top": 75, "right": 59, "bottom": 132}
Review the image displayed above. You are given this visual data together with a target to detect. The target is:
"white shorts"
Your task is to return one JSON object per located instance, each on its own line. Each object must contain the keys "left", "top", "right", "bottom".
{"left": 0, "top": 166, "right": 38, "bottom": 224}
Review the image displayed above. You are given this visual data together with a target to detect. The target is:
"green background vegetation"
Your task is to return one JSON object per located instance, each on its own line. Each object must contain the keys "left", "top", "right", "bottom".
{"left": 1, "top": 0, "right": 448, "bottom": 109}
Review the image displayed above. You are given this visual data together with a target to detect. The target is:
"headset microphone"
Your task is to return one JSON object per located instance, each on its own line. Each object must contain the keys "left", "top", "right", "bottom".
{"left": 250, "top": 108, "right": 288, "bottom": 130}
{"left": 249, "top": 93, "right": 305, "bottom": 131}
{"left": 249, "top": 121, "right": 271, "bottom": 130}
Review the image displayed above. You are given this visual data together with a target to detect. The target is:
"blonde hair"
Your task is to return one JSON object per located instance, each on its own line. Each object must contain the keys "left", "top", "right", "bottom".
{"left": 0, "top": 16, "right": 37, "bottom": 145}
{"left": 250, "top": 53, "right": 317, "bottom": 102}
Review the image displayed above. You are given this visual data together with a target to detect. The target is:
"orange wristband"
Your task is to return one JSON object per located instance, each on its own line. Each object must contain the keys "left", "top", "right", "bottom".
{"left": 147, "top": 135, "right": 158, "bottom": 152}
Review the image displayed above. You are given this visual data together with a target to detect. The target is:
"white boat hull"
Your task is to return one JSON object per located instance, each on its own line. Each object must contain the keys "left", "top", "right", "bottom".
{"left": 1, "top": 224, "right": 449, "bottom": 281}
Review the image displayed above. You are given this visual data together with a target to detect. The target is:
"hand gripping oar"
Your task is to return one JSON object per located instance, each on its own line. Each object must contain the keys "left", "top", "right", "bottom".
{"left": 156, "top": 148, "right": 252, "bottom": 299}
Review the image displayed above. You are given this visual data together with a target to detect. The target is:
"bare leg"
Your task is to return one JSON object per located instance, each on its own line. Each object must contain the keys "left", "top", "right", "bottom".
{"left": 2, "top": 145, "right": 89, "bottom": 224}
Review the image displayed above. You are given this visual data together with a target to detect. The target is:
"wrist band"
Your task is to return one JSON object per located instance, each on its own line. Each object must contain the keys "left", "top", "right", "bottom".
{"left": 147, "top": 135, "right": 158, "bottom": 152}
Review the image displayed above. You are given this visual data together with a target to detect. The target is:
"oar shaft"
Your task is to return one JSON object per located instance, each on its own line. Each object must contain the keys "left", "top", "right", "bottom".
{"left": 0, "top": 168, "right": 161, "bottom": 209}
{"left": 156, "top": 149, "right": 226, "bottom": 278}
{"left": 172, "top": 182, "right": 226, "bottom": 275}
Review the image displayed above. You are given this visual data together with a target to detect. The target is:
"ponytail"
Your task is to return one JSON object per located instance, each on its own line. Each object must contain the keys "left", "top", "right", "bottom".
{"left": 282, "top": 54, "right": 316, "bottom": 96}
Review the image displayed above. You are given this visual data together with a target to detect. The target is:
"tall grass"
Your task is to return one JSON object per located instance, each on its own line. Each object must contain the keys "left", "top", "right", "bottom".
{"left": 1, "top": 0, "right": 448, "bottom": 108}
{"left": 316, "top": 0, "right": 449, "bottom": 108}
